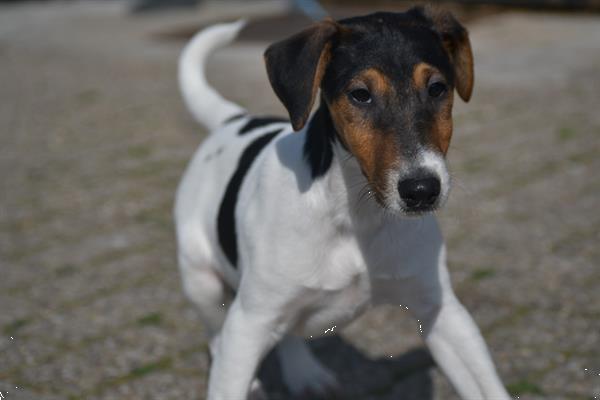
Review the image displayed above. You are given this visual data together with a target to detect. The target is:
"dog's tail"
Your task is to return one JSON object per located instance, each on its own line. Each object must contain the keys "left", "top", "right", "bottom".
{"left": 178, "top": 20, "right": 246, "bottom": 131}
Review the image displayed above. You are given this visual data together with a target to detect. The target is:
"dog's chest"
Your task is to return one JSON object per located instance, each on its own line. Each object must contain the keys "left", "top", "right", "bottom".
{"left": 294, "top": 237, "right": 372, "bottom": 336}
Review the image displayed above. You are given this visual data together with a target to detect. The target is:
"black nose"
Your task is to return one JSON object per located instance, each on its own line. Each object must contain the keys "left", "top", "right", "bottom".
{"left": 398, "top": 176, "right": 441, "bottom": 210}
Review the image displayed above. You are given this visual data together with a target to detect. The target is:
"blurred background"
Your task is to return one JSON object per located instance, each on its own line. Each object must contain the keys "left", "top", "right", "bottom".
{"left": 1, "top": 0, "right": 599, "bottom": 399}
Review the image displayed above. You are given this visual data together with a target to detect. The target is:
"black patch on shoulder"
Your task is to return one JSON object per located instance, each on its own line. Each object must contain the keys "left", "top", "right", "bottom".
{"left": 303, "top": 105, "right": 337, "bottom": 179}
{"left": 224, "top": 113, "right": 246, "bottom": 124}
{"left": 217, "top": 129, "right": 283, "bottom": 268}
{"left": 239, "top": 116, "right": 288, "bottom": 135}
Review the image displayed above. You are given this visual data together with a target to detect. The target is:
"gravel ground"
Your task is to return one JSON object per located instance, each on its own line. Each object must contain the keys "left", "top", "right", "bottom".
{"left": 1, "top": 2, "right": 599, "bottom": 399}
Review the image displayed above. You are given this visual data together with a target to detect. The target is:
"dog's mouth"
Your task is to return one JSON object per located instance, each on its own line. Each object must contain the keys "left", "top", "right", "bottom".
{"left": 399, "top": 202, "right": 441, "bottom": 216}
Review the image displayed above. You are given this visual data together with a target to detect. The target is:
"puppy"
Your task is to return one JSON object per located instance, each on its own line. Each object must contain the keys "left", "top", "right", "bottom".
{"left": 175, "top": 7, "right": 510, "bottom": 400}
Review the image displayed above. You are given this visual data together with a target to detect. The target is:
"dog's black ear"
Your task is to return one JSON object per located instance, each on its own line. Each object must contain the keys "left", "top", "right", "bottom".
{"left": 420, "top": 7, "right": 474, "bottom": 102}
{"left": 264, "top": 20, "right": 338, "bottom": 131}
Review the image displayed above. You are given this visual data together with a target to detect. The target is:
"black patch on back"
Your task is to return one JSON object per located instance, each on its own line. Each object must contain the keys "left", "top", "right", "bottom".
{"left": 303, "top": 104, "right": 337, "bottom": 179}
{"left": 217, "top": 129, "right": 283, "bottom": 268}
{"left": 239, "top": 116, "right": 288, "bottom": 135}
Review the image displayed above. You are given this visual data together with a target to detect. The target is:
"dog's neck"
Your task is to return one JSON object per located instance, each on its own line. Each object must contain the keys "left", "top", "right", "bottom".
{"left": 303, "top": 103, "right": 338, "bottom": 180}
{"left": 303, "top": 103, "right": 384, "bottom": 232}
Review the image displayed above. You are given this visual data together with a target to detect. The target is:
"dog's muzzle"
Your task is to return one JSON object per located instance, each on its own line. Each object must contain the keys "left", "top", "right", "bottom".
{"left": 397, "top": 175, "right": 441, "bottom": 212}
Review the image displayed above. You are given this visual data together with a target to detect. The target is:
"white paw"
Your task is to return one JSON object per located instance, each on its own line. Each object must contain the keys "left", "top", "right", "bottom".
{"left": 248, "top": 378, "right": 268, "bottom": 400}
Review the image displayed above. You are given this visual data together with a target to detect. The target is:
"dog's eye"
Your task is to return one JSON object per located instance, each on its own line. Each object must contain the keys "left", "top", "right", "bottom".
{"left": 350, "top": 89, "right": 372, "bottom": 104}
{"left": 428, "top": 82, "right": 447, "bottom": 98}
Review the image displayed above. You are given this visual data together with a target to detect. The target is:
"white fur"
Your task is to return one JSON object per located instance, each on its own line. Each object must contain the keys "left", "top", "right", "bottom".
{"left": 178, "top": 20, "right": 246, "bottom": 131}
{"left": 382, "top": 148, "right": 451, "bottom": 213}
{"left": 175, "top": 22, "right": 511, "bottom": 400}
{"left": 420, "top": 149, "right": 451, "bottom": 206}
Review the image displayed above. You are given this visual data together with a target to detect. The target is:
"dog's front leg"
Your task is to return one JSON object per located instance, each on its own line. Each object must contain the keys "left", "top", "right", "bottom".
{"left": 382, "top": 217, "right": 510, "bottom": 399}
{"left": 411, "top": 246, "right": 510, "bottom": 400}
{"left": 422, "top": 294, "right": 511, "bottom": 400}
{"left": 207, "top": 296, "right": 283, "bottom": 400}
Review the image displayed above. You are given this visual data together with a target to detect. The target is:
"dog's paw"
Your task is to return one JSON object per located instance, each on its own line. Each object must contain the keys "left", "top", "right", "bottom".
{"left": 248, "top": 378, "right": 268, "bottom": 400}
{"left": 284, "top": 362, "right": 341, "bottom": 399}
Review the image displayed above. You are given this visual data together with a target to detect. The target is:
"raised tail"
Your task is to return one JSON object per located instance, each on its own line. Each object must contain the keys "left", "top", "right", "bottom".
{"left": 178, "top": 20, "right": 246, "bottom": 131}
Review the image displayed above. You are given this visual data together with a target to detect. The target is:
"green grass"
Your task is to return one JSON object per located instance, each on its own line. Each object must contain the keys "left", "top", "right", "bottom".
{"left": 557, "top": 126, "right": 577, "bottom": 141}
{"left": 127, "top": 144, "right": 152, "bottom": 159}
{"left": 55, "top": 264, "right": 78, "bottom": 277}
{"left": 137, "top": 312, "right": 163, "bottom": 326}
{"left": 3, "top": 318, "right": 30, "bottom": 336}
{"left": 470, "top": 267, "right": 496, "bottom": 281}
{"left": 76, "top": 89, "right": 100, "bottom": 106}
{"left": 128, "top": 357, "right": 172, "bottom": 378}
{"left": 568, "top": 148, "right": 597, "bottom": 164}
{"left": 507, "top": 379, "right": 544, "bottom": 396}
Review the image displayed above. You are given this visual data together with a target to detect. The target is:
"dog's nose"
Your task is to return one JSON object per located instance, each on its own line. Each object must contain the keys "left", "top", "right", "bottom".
{"left": 398, "top": 176, "right": 441, "bottom": 210}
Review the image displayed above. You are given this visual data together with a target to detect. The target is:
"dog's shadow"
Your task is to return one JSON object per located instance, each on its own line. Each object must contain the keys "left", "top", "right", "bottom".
{"left": 259, "top": 336, "right": 435, "bottom": 400}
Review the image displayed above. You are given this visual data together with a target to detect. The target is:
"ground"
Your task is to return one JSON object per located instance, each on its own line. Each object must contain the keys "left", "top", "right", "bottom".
{"left": 0, "top": 2, "right": 599, "bottom": 399}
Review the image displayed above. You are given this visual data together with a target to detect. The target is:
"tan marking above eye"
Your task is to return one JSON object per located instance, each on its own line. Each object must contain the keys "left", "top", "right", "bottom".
{"left": 412, "top": 62, "right": 454, "bottom": 154}
{"left": 412, "top": 62, "right": 448, "bottom": 92}
{"left": 431, "top": 93, "right": 454, "bottom": 155}
{"left": 328, "top": 85, "right": 400, "bottom": 200}
{"left": 413, "top": 62, "right": 433, "bottom": 90}
{"left": 348, "top": 68, "right": 393, "bottom": 99}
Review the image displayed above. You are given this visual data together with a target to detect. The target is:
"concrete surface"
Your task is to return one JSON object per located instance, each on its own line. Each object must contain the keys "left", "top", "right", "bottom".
{"left": 0, "top": 1, "right": 599, "bottom": 399}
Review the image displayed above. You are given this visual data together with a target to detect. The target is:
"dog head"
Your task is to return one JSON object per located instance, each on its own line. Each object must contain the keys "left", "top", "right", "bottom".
{"left": 264, "top": 7, "right": 473, "bottom": 215}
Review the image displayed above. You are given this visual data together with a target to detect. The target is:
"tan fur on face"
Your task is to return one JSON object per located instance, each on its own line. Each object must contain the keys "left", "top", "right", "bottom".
{"left": 412, "top": 63, "right": 455, "bottom": 155}
{"left": 360, "top": 68, "right": 392, "bottom": 97}
{"left": 412, "top": 62, "right": 432, "bottom": 90}
{"left": 432, "top": 94, "right": 453, "bottom": 155}
{"left": 328, "top": 68, "right": 399, "bottom": 201}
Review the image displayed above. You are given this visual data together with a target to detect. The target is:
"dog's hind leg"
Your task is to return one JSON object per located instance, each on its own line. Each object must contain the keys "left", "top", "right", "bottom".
{"left": 178, "top": 253, "right": 268, "bottom": 400}
{"left": 277, "top": 335, "right": 340, "bottom": 398}
{"left": 178, "top": 252, "right": 230, "bottom": 340}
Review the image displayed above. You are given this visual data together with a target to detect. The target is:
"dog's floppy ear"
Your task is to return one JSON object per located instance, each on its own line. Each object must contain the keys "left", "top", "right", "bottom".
{"left": 264, "top": 20, "right": 338, "bottom": 131}
{"left": 422, "top": 7, "right": 474, "bottom": 102}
